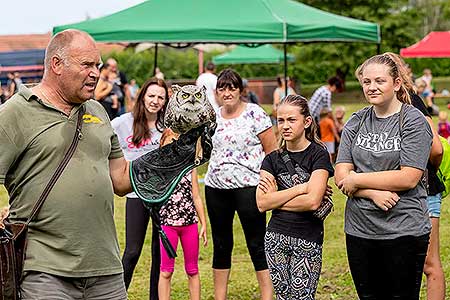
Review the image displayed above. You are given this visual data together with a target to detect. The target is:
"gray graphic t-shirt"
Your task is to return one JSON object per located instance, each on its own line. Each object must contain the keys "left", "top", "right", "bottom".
{"left": 336, "top": 105, "right": 432, "bottom": 239}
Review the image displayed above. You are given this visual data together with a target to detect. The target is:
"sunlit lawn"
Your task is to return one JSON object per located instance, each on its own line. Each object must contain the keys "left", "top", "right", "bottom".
{"left": 1, "top": 99, "right": 450, "bottom": 299}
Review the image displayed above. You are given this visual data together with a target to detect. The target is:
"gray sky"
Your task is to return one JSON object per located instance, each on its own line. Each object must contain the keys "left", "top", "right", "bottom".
{"left": 1, "top": 0, "right": 145, "bottom": 35}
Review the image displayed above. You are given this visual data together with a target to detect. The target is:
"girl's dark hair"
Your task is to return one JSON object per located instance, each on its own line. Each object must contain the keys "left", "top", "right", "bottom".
{"left": 278, "top": 95, "right": 323, "bottom": 148}
{"left": 327, "top": 76, "right": 342, "bottom": 90}
{"left": 276, "top": 75, "right": 289, "bottom": 87}
{"left": 132, "top": 77, "right": 168, "bottom": 146}
{"left": 99, "top": 63, "right": 110, "bottom": 72}
{"left": 216, "top": 68, "right": 243, "bottom": 92}
{"left": 355, "top": 52, "right": 411, "bottom": 104}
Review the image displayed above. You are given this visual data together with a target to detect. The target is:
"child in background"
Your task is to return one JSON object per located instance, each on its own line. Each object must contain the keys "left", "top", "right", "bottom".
{"left": 334, "top": 106, "right": 346, "bottom": 136}
{"left": 108, "top": 71, "right": 120, "bottom": 110}
{"left": 158, "top": 129, "right": 208, "bottom": 300}
{"left": 334, "top": 106, "right": 346, "bottom": 157}
{"left": 319, "top": 108, "right": 340, "bottom": 162}
{"left": 438, "top": 111, "right": 450, "bottom": 139}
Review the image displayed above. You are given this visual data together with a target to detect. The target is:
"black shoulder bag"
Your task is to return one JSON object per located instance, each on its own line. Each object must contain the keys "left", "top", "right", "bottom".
{"left": 0, "top": 105, "right": 85, "bottom": 300}
{"left": 278, "top": 147, "right": 333, "bottom": 220}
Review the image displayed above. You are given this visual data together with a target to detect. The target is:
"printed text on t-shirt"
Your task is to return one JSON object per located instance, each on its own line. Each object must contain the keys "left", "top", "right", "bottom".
{"left": 356, "top": 132, "right": 401, "bottom": 153}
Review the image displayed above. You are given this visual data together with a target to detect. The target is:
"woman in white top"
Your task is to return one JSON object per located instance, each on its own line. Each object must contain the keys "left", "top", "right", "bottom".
{"left": 204, "top": 69, "right": 277, "bottom": 300}
{"left": 111, "top": 78, "right": 168, "bottom": 297}
{"left": 272, "top": 76, "right": 296, "bottom": 120}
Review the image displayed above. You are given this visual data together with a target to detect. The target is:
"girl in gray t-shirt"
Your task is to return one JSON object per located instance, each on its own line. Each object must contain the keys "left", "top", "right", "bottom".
{"left": 335, "top": 53, "right": 432, "bottom": 300}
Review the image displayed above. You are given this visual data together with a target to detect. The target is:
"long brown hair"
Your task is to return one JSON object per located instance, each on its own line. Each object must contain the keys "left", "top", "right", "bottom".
{"left": 278, "top": 95, "right": 323, "bottom": 149}
{"left": 355, "top": 53, "right": 411, "bottom": 104}
{"left": 132, "top": 78, "right": 168, "bottom": 146}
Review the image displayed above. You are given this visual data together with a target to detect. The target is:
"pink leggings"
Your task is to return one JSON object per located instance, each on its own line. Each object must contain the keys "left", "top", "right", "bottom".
{"left": 160, "top": 224, "right": 199, "bottom": 275}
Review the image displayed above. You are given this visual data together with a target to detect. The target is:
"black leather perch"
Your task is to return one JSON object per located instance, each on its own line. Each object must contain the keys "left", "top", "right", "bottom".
{"left": 130, "top": 123, "right": 215, "bottom": 206}
{"left": 129, "top": 123, "right": 215, "bottom": 260}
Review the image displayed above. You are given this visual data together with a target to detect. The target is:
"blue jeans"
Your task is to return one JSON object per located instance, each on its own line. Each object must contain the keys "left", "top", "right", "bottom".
{"left": 426, "top": 193, "right": 442, "bottom": 218}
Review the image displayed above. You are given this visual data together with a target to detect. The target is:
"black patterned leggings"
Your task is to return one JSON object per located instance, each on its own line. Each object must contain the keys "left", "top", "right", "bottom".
{"left": 264, "top": 231, "right": 323, "bottom": 300}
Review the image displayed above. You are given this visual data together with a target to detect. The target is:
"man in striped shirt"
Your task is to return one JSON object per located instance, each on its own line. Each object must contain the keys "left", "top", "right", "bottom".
{"left": 308, "top": 76, "right": 342, "bottom": 124}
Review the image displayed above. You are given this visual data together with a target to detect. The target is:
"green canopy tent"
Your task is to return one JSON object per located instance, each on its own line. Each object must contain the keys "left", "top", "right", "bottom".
{"left": 213, "top": 44, "right": 294, "bottom": 65}
{"left": 53, "top": 0, "right": 380, "bottom": 92}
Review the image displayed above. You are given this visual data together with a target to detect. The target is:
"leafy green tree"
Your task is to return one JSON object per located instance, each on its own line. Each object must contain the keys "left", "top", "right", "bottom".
{"left": 105, "top": 0, "right": 450, "bottom": 86}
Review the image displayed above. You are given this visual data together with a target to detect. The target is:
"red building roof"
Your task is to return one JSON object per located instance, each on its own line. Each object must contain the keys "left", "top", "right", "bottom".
{"left": 0, "top": 65, "right": 44, "bottom": 72}
{"left": 0, "top": 33, "right": 127, "bottom": 53}
{"left": 400, "top": 31, "right": 450, "bottom": 58}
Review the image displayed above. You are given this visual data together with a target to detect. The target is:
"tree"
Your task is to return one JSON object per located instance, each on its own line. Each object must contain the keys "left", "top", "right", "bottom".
{"left": 106, "top": 0, "right": 450, "bottom": 86}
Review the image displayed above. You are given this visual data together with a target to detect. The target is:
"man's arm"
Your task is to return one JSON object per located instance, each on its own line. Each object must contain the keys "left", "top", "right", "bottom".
{"left": 109, "top": 157, "right": 132, "bottom": 196}
{"left": 94, "top": 80, "right": 113, "bottom": 100}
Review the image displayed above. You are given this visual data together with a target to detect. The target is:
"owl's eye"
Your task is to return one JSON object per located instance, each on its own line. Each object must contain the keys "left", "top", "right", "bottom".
{"left": 194, "top": 92, "right": 202, "bottom": 99}
{"left": 182, "top": 93, "right": 189, "bottom": 99}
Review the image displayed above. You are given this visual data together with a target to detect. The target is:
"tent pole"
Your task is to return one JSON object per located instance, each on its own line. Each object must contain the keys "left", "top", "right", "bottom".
{"left": 198, "top": 49, "right": 204, "bottom": 75}
{"left": 284, "top": 43, "right": 288, "bottom": 96}
{"left": 153, "top": 43, "right": 158, "bottom": 76}
{"left": 377, "top": 42, "right": 381, "bottom": 54}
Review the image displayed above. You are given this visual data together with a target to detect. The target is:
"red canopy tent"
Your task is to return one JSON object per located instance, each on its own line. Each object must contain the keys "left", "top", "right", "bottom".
{"left": 400, "top": 31, "right": 450, "bottom": 58}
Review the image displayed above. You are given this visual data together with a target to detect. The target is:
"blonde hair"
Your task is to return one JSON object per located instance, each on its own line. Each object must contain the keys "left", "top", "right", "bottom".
{"left": 415, "top": 78, "right": 427, "bottom": 89}
{"left": 439, "top": 111, "right": 448, "bottom": 122}
{"left": 355, "top": 52, "right": 412, "bottom": 104}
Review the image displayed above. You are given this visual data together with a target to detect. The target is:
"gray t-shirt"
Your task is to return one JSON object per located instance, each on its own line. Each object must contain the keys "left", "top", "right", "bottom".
{"left": 336, "top": 105, "right": 432, "bottom": 239}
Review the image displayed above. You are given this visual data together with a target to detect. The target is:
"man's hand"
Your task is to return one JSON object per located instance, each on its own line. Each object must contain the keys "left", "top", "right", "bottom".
{"left": 0, "top": 206, "right": 9, "bottom": 230}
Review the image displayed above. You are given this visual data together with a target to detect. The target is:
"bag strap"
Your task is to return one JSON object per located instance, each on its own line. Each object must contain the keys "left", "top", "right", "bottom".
{"left": 26, "top": 105, "right": 85, "bottom": 225}
{"left": 278, "top": 148, "right": 302, "bottom": 185}
{"left": 399, "top": 103, "right": 405, "bottom": 132}
{"left": 356, "top": 107, "right": 372, "bottom": 133}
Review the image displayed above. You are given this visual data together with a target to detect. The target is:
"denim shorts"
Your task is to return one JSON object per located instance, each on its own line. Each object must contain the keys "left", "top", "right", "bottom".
{"left": 426, "top": 193, "right": 442, "bottom": 218}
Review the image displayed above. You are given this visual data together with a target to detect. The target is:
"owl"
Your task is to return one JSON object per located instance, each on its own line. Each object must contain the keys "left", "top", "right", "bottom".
{"left": 164, "top": 84, "right": 216, "bottom": 134}
{"left": 164, "top": 84, "right": 216, "bottom": 165}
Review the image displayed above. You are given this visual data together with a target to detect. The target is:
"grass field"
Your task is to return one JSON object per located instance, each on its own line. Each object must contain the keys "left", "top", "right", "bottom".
{"left": 1, "top": 99, "right": 450, "bottom": 299}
